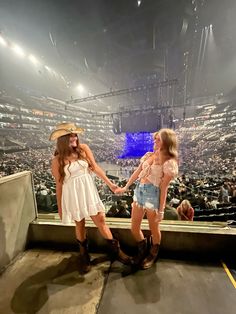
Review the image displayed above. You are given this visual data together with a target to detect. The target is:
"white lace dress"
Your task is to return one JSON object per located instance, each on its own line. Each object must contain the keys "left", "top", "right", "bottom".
{"left": 61, "top": 159, "right": 105, "bottom": 224}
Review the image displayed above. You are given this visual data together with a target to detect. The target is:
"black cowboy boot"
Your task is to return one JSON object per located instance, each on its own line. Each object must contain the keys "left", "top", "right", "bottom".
{"left": 106, "top": 239, "right": 131, "bottom": 265}
{"left": 141, "top": 243, "right": 160, "bottom": 270}
{"left": 131, "top": 238, "right": 148, "bottom": 267}
{"left": 77, "top": 239, "right": 91, "bottom": 273}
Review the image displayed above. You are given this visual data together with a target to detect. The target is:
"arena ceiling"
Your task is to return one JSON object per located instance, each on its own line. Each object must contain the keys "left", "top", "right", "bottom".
{"left": 0, "top": 1, "right": 196, "bottom": 92}
{"left": 0, "top": 0, "right": 236, "bottom": 111}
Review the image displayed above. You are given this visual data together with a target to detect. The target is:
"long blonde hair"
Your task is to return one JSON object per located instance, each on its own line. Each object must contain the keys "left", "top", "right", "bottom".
{"left": 180, "top": 199, "right": 192, "bottom": 210}
{"left": 159, "top": 128, "right": 178, "bottom": 161}
{"left": 153, "top": 131, "right": 159, "bottom": 152}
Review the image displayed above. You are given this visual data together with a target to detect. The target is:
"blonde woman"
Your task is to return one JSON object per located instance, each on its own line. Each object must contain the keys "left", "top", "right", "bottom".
{"left": 115, "top": 128, "right": 178, "bottom": 269}
{"left": 50, "top": 122, "right": 130, "bottom": 272}
{"left": 177, "top": 199, "right": 194, "bottom": 221}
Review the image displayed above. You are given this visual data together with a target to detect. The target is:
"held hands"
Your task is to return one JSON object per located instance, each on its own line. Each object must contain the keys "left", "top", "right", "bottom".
{"left": 114, "top": 186, "right": 127, "bottom": 195}
{"left": 109, "top": 182, "right": 119, "bottom": 193}
{"left": 108, "top": 181, "right": 127, "bottom": 194}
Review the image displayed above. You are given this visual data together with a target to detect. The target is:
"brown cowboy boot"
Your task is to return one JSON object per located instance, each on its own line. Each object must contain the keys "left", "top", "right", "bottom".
{"left": 131, "top": 238, "right": 148, "bottom": 267}
{"left": 141, "top": 243, "right": 160, "bottom": 270}
{"left": 106, "top": 239, "right": 132, "bottom": 265}
{"left": 77, "top": 239, "right": 91, "bottom": 273}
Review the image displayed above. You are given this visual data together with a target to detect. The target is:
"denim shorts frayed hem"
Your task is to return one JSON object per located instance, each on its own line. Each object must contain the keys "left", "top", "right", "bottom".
{"left": 133, "top": 182, "right": 160, "bottom": 210}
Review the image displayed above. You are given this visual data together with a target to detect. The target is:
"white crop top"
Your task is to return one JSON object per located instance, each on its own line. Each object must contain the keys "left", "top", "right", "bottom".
{"left": 138, "top": 154, "right": 178, "bottom": 187}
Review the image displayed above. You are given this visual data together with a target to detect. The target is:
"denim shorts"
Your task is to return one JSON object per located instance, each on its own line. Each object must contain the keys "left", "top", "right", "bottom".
{"left": 133, "top": 182, "right": 160, "bottom": 210}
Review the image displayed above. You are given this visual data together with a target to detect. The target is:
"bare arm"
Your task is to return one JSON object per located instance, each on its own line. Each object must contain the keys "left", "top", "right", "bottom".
{"left": 81, "top": 144, "right": 117, "bottom": 191}
{"left": 159, "top": 173, "right": 173, "bottom": 213}
{"left": 159, "top": 159, "right": 178, "bottom": 213}
{"left": 124, "top": 163, "right": 143, "bottom": 190}
{"left": 115, "top": 163, "right": 143, "bottom": 194}
{"left": 51, "top": 157, "right": 63, "bottom": 219}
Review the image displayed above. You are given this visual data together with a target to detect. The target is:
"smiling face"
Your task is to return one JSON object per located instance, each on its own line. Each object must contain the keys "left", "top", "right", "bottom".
{"left": 69, "top": 133, "right": 78, "bottom": 148}
{"left": 153, "top": 133, "right": 162, "bottom": 151}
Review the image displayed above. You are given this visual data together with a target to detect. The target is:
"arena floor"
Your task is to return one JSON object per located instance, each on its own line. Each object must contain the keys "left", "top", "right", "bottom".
{"left": 0, "top": 250, "right": 235, "bottom": 314}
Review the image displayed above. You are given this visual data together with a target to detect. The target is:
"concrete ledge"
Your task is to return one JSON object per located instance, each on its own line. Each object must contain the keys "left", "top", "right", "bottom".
{"left": 28, "top": 217, "right": 236, "bottom": 259}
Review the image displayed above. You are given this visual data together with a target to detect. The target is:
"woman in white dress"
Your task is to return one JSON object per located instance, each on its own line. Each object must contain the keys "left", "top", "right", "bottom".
{"left": 50, "top": 122, "right": 130, "bottom": 272}
{"left": 115, "top": 128, "right": 178, "bottom": 269}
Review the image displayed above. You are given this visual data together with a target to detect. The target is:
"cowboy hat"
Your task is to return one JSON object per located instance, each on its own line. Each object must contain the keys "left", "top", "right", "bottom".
{"left": 49, "top": 122, "right": 84, "bottom": 141}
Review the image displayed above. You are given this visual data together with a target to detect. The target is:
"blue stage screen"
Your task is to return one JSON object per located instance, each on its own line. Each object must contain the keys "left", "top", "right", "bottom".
{"left": 118, "top": 132, "right": 154, "bottom": 158}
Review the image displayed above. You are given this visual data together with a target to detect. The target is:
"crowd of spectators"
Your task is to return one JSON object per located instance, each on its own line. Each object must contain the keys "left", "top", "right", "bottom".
{"left": 0, "top": 132, "right": 235, "bottom": 222}
{"left": 0, "top": 96, "right": 235, "bottom": 222}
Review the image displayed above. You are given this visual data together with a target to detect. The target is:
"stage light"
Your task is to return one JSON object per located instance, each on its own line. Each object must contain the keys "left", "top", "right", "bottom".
{"left": 77, "top": 84, "right": 85, "bottom": 92}
{"left": 0, "top": 35, "right": 7, "bottom": 46}
{"left": 137, "top": 0, "right": 141, "bottom": 7}
{"left": 12, "top": 44, "right": 25, "bottom": 57}
{"left": 45, "top": 65, "right": 53, "bottom": 73}
{"left": 29, "top": 54, "right": 39, "bottom": 65}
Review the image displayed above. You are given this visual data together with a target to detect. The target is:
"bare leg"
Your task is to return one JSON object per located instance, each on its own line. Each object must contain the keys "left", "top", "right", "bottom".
{"left": 140, "top": 209, "right": 161, "bottom": 269}
{"left": 75, "top": 218, "right": 86, "bottom": 241}
{"left": 131, "top": 202, "right": 146, "bottom": 242}
{"left": 90, "top": 212, "right": 113, "bottom": 239}
{"left": 91, "top": 212, "right": 131, "bottom": 264}
{"left": 74, "top": 219, "right": 91, "bottom": 272}
{"left": 146, "top": 209, "right": 161, "bottom": 244}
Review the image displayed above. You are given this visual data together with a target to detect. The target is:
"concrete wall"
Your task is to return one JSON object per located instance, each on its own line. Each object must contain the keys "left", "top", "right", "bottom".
{"left": 0, "top": 171, "right": 37, "bottom": 272}
{"left": 28, "top": 221, "right": 236, "bottom": 259}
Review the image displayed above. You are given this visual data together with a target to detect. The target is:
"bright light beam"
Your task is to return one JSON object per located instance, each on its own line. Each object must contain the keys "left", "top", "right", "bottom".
{"left": 29, "top": 54, "right": 39, "bottom": 65}
{"left": 77, "top": 84, "right": 85, "bottom": 92}
{"left": 200, "top": 27, "right": 209, "bottom": 68}
{"left": 12, "top": 44, "right": 25, "bottom": 57}
{"left": 0, "top": 35, "right": 7, "bottom": 46}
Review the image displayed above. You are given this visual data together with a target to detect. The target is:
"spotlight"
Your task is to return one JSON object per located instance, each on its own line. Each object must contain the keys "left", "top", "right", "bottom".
{"left": 77, "top": 84, "right": 85, "bottom": 92}
{"left": 12, "top": 44, "right": 25, "bottom": 57}
{"left": 45, "top": 65, "right": 52, "bottom": 73}
{"left": 29, "top": 54, "right": 39, "bottom": 65}
{"left": 0, "top": 35, "right": 7, "bottom": 46}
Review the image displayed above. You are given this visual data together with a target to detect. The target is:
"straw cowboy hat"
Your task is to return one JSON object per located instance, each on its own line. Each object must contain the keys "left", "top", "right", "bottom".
{"left": 49, "top": 122, "right": 84, "bottom": 141}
